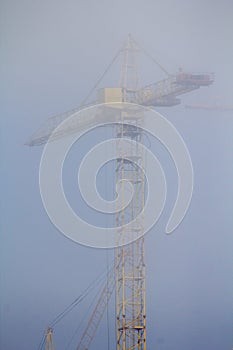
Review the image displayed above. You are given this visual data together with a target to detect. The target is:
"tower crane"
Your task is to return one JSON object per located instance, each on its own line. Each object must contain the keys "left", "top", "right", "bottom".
{"left": 37, "top": 263, "right": 117, "bottom": 350}
{"left": 28, "top": 35, "right": 214, "bottom": 350}
{"left": 45, "top": 328, "right": 54, "bottom": 350}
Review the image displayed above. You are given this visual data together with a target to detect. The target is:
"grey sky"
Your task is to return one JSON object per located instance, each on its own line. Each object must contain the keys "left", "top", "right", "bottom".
{"left": 1, "top": 1, "right": 233, "bottom": 349}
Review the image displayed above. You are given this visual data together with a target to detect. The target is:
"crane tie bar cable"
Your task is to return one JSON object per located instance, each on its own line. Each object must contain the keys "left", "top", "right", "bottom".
{"left": 80, "top": 48, "right": 122, "bottom": 106}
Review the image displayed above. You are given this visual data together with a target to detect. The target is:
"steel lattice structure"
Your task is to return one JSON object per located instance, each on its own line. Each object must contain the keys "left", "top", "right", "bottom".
{"left": 115, "top": 36, "right": 146, "bottom": 350}
{"left": 45, "top": 328, "right": 54, "bottom": 350}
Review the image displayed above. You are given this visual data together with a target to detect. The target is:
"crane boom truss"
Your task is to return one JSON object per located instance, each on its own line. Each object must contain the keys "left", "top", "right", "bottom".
{"left": 45, "top": 328, "right": 54, "bottom": 350}
{"left": 76, "top": 266, "right": 116, "bottom": 350}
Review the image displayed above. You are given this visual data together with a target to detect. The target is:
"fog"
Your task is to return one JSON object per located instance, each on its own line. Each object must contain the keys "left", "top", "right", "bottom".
{"left": 1, "top": 1, "right": 233, "bottom": 349}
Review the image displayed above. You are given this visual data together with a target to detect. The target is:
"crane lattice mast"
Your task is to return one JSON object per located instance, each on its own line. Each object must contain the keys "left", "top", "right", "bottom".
{"left": 115, "top": 35, "right": 146, "bottom": 350}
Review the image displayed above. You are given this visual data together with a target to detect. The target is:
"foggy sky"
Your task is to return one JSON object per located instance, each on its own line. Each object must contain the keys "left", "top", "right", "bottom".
{"left": 1, "top": 1, "right": 233, "bottom": 350}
